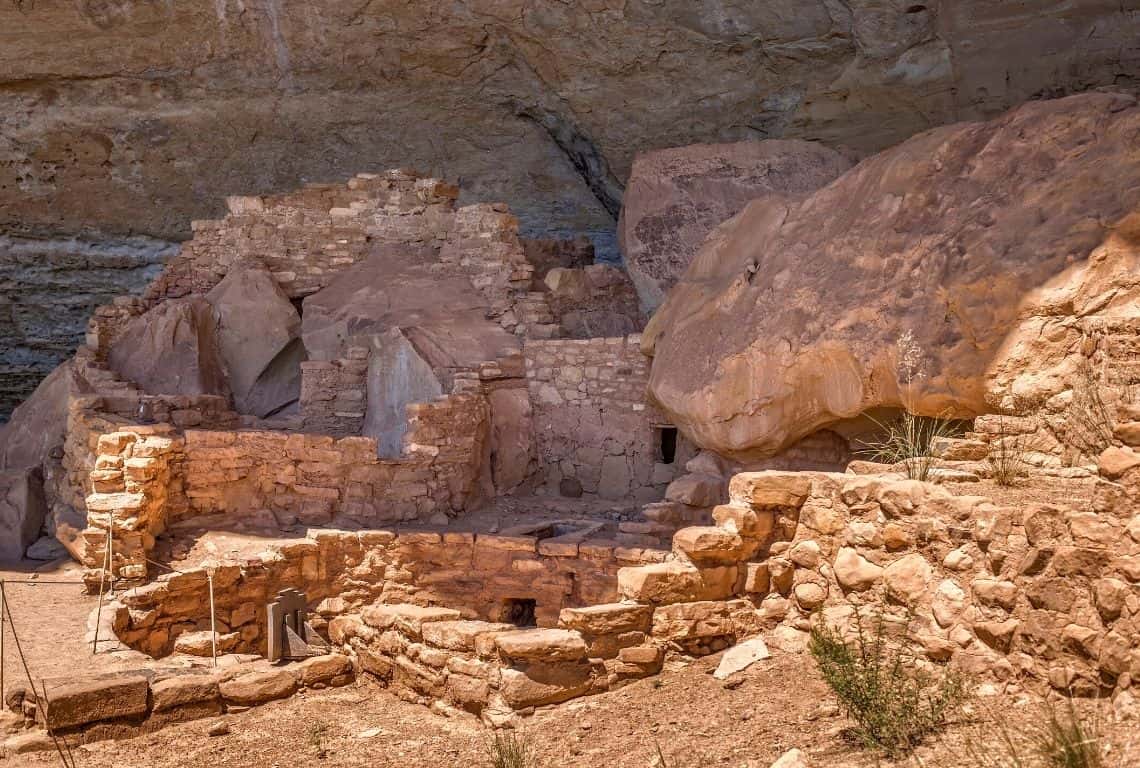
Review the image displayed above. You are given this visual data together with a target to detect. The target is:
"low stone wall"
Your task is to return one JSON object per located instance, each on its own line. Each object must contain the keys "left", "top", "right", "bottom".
{"left": 525, "top": 335, "right": 694, "bottom": 501}
{"left": 633, "top": 465, "right": 1140, "bottom": 698}
{"left": 111, "top": 527, "right": 667, "bottom": 658}
{"left": 0, "top": 655, "right": 354, "bottom": 755}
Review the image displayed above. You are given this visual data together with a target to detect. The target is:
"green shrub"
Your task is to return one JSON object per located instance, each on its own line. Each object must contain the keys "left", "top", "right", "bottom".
{"left": 808, "top": 609, "right": 967, "bottom": 757}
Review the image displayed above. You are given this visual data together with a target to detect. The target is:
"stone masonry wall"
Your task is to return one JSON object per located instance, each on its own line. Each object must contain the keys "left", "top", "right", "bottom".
{"left": 299, "top": 347, "right": 369, "bottom": 437}
{"left": 111, "top": 526, "right": 667, "bottom": 658}
{"left": 525, "top": 335, "right": 692, "bottom": 502}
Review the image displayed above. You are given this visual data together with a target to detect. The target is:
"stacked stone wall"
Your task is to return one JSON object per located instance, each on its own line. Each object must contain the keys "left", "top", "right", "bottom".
{"left": 299, "top": 347, "right": 369, "bottom": 437}
{"left": 525, "top": 335, "right": 691, "bottom": 501}
{"left": 110, "top": 526, "right": 666, "bottom": 658}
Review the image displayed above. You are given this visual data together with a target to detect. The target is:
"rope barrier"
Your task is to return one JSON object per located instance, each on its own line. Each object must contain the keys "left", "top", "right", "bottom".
{"left": 0, "top": 582, "right": 76, "bottom": 768}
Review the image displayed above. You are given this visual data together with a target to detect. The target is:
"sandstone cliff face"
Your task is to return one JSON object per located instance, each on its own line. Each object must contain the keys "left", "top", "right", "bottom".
{"left": 3, "top": 0, "right": 1139, "bottom": 263}
{"left": 644, "top": 93, "right": 1140, "bottom": 460}
{"left": 619, "top": 140, "right": 853, "bottom": 314}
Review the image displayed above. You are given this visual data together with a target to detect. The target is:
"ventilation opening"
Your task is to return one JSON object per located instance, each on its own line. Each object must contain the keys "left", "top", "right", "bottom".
{"left": 501, "top": 598, "right": 537, "bottom": 627}
{"left": 656, "top": 426, "right": 678, "bottom": 465}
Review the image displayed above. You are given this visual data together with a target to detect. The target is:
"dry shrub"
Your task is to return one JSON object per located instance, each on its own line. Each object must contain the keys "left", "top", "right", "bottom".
{"left": 986, "top": 416, "right": 1038, "bottom": 487}
{"left": 962, "top": 699, "right": 1136, "bottom": 768}
{"left": 487, "top": 731, "right": 537, "bottom": 768}
{"left": 809, "top": 608, "right": 967, "bottom": 757}
{"left": 1062, "top": 361, "right": 1116, "bottom": 457}
{"left": 857, "top": 411, "right": 960, "bottom": 482}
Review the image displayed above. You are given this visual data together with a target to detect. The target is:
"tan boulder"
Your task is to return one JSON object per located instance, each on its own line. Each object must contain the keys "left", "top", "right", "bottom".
{"left": 664, "top": 473, "right": 725, "bottom": 507}
{"left": 672, "top": 526, "right": 746, "bottom": 565}
{"left": 643, "top": 94, "right": 1140, "bottom": 459}
{"left": 108, "top": 297, "right": 229, "bottom": 398}
{"left": 173, "top": 630, "right": 240, "bottom": 657}
{"left": 0, "top": 468, "right": 46, "bottom": 561}
{"left": 1099, "top": 446, "right": 1140, "bottom": 479}
{"left": 620, "top": 139, "right": 853, "bottom": 314}
{"left": 617, "top": 562, "right": 735, "bottom": 604}
{"left": 884, "top": 553, "right": 933, "bottom": 604}
{"left": 206, "top": 261, "right": 302, "bottom": 417}
{"left": 218, "top": 669, "right": 298, "bottom": 706}
{"left": 833, "top": 547, "right": 883, "bottom": 592}
{"left": 297, "top": 654, "right": 354, "bottom": 687}
{"left": 498, "top": 662, "right": 595, "bottom": 709}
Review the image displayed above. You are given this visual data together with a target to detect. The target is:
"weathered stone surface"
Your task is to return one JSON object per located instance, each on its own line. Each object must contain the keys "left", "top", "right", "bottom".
{"left": 728, "top": 473, "right": 812, "bottom": 509}
{"left": 672, "top": 526, "right": 746, "bottom": 565}
{"left": 620, "top": 139, "right": 852, "bottom": 314}
{"left": 558, "top": 604, "right": 654, "bottom": 637}
{"left": 421, "top": 621, "right": 515, "bottom": 652}
{"left": 884, "top": 553, "right": 933, "bottom": 604}
{"left": 108, "top": 298, "right": 229, "bottom": 398}
{"left": 664, "top": 473, "right": 725, "bottom": 508}
{"left": 297, "top": 654, "right": 354, "bottom": 687}
{"left": 40, "top": 675, "right": 149, "bottom": 730}
{"left": 713, "top": 635, "right": 771, "bottom": 680}
{"left": 361, "top": 604, "right": 462, "bottom": 639}
{"left": 0, "top": 468, "right": 46, "bottom": 561}
{"left": 206, "top": 261, "right": 302, "bottom": 417}
{"left": 833, "top": 547, "right": 883, "bottom": 592}
{"left": 644, "top": 94, "right": 1140, "bottom": 459}
{"left": 498, "top": 662, "right": 594, "bottom": 709}
{"left": 151, "top": 674, "right": 221, "bottom": 713}
{"left": 217, "top": 669, "right": 298, "bottom": 706}
{"left": 495, "top": 629, "right": 588, "bottom": 663}
{"left": 5, "top": 0, "right": 1137, "bottom": 268}
{"left": 0, "top": 360, "right": 78, "bottom": 470}
{"left": 173, "top": 630, "right": 240, "bottom": 657}
{"left": 617, "top": 562, "right": 735, "bottom": 605}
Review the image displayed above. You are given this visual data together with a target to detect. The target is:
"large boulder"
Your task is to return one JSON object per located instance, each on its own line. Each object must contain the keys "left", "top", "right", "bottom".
{"left": 206, "top": 262, "right": 303, "bottom": 417}
{"left": 107, "top": 297, "right": 229, "bottom": 398}
{"left": 0, "top": 359, "right": 80, "bottom": 471}
{"left": 644, "top": 93, "right": 1140, "bottom": 459}
{"left": 0, "top": 468, "right": 46, "bottom": 562}
{"left": 619, "top": 140, "right": 852, "bottom": 314}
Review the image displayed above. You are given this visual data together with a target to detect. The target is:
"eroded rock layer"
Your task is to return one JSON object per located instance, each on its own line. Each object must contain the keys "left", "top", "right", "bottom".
{"left": 3, "top": 0, "right": 1139, "bottom": 258}
{"left": 644, "top": 93, "right": 1140, "bottom": 460}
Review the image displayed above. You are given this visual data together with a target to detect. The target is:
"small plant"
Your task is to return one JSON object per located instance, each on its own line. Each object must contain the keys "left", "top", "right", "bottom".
{"left": 308, "top": 721, "right": 330, "bottom": 759}
{"left": 809, "top": 607, "right": 967, "bottom": 757}
{"left": 986, "top": 417, "right": 1036, "bottom": 487}
{"left": 1062, "top": 360, "right": 1116, "bottom": 457}
{"left": 857, "top": 411, "right": 959, "bottom": 481}
{"left": 487, "top": 731, "right": 537, "bottom": 768}
{"left": 962, "top": 699, "right": 1130, "bottom": 768}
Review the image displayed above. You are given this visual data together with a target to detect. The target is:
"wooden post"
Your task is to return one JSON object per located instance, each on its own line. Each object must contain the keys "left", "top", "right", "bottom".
{"left": 207, "top": 570, "right": 217, "bottom": 668}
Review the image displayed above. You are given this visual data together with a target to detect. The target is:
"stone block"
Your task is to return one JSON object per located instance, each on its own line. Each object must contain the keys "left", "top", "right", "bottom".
{"left": 421, "top": 620, "right": 515, "bottom": 652}
{"left": 40, "top": 675, "right": 149, "bottom": 730}
{"left": 360, "top": 604, "right": 462, "bottom": 639}
{"left": 218, "top": 669, "right": 298, "bottom": 705}
{"left": 558, "top": 603, "right": 653, "bottom": 636}
{"left": 495, "top": 629, "right": 588, "bottom": 662}
{"left": 728, "top": 472, "right": 812, "bottom": 508}
{"left": 498, "top": 662, "right": 595, "bottom": 709}
{"left": 672, "top": 526, "right": 746, "bottom": 565}
{"left": 151, "top": 674, "right": 221, "bottom": 712}
{"left": 298, "top": 654, "right": 354, "bottom": 687}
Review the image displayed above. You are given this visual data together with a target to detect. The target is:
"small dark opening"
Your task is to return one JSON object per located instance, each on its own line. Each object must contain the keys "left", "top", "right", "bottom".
{"left": 502, "top": 598, "right": 537, "bottom": 627}
{"left": 657, "top": 426, "right": 678, "bottom": 465}
{"left": 905, "top": 4, "right": 927, "bottom": 12}
{"left": 290, "top": 297, "right": 305, "bottom": 317}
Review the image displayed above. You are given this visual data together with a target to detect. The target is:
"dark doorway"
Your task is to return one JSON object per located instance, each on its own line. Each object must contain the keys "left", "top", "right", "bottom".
{"left": 502, "top": 598, "right": 537, "bottom": 627}
{"left": 656, "top": 426, "right": 678, "bottom": 464}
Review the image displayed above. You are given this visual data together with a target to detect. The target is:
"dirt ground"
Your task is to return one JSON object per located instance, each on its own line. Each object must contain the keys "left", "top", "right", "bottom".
{"left": 9, "top": 645, "right": 1136, "bottom": 768}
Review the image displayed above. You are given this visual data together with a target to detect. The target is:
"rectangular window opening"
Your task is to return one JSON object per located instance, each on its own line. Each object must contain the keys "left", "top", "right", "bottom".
{"left": 656, "top": 426, "right": 678, "bottom": 465}
{"left": 501, "top": 598, "right": 537, "bottom": 628}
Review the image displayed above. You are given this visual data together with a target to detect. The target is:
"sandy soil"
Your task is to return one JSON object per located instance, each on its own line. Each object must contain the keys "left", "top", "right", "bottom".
{"left": 9, "top": 645, "right": 1136, "bottom": 768}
